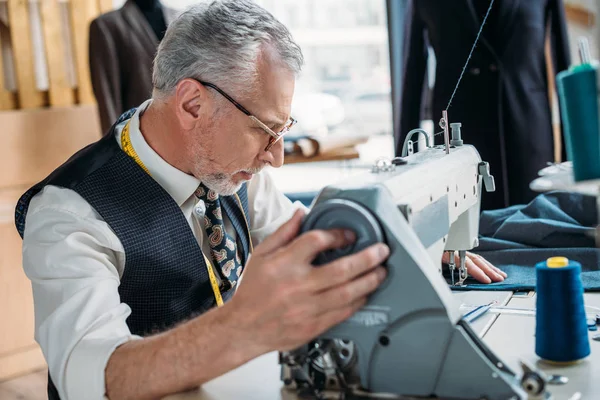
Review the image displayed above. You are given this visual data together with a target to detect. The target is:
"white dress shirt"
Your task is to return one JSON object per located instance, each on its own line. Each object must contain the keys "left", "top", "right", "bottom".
{"left": 21, "top": 101, "right": 306, "bottom": 400}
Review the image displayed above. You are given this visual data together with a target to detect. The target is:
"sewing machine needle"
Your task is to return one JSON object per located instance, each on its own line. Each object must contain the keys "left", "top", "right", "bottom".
{"left": 447, "top": 251, "right": 456, "bottom": 286}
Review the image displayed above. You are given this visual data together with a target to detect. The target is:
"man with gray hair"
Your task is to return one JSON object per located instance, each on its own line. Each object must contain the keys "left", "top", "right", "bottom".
{"left": 15, "top": 1, "right": 505, "bottom": 399}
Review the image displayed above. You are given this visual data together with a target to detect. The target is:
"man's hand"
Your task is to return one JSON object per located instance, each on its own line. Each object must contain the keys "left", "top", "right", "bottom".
{"left": 230, "top": 208, "right": 389, "bottom": 354}
{"left": 442, "top": 251, "right": 507, "bottom": 284}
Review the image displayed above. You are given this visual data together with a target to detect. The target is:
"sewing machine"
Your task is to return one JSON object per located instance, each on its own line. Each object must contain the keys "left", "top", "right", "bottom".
{"left": 279, "top": 121, "right": 552, "bottom": 399}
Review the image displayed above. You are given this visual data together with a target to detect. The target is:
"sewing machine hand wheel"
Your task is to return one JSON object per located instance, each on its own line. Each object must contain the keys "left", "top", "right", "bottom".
{"left": 300, "top": 199, "right": 385, "bottom": 266}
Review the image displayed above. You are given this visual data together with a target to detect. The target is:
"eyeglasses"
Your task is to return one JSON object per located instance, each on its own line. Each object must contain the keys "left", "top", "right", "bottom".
{"left": 197, "top": 80, "right": 297, "bottom": 152}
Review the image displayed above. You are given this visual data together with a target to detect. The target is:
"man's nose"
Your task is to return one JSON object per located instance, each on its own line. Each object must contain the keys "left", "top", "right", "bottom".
{"left": 258, "top": 139, "right": 284, "bottom": 168}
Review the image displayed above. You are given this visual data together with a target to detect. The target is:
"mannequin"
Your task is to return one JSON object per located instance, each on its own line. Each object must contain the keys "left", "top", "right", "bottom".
{"left": 396, "top": 0, "right": 571, "bottom": 211}
{"left": 134, "top": 0, "right": 167, "bottom": 41}
{"left": 89, "top": 0, "right": 175, "bottom": 133}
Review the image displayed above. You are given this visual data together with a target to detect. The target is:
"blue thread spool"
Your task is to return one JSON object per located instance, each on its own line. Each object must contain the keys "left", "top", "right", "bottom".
{"left": 535, "top": 257, "right": 590, "bottom": 363}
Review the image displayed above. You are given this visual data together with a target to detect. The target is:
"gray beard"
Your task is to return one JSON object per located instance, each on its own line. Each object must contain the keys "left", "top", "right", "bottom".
{"left": 201, "top": 173, "right": 243, "bottom": 196}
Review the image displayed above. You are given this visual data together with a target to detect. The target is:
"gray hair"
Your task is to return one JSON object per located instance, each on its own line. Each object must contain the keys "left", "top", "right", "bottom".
{"left": 152, "top": 0, "right": 304, "bottom": 100}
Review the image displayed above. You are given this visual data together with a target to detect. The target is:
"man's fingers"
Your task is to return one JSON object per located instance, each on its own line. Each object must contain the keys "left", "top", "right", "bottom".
{"left": 470, "top": 253, "right": 507, "bottom": 278}
{"left": 256, "top": 208, "right": 306, "bottom": 255}
{"left": 494, "top": 265, "right": 508, "bottom": 278}
{"left": 465, "top": 256, "right": 504, "bottom": 283}
{"left": 488, "top": 261, "right": 508, "bottom": 278}
{"left": 310, "top": 243, "right": 389, "bottom": 292}
{"left": 447, "top": 252, "right": 507, "bottom": 284}
{"left": 464, "top": 257, "right": 491, "bottom": 283}
{"left": 468, "top": 254, "right": 505, "bottom": 282}
{"left": 316, "top": 267, "right": 386, "bottom": 311}
{"left": 441, "top": 251, "right": 451, "bottom": 264}
{"left": 287, "top": 228, "right": 357, "bottom": 264}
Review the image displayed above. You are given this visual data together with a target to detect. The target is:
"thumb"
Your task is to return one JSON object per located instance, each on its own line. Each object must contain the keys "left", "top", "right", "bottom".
{"left": 255, "top": 208, "right": 306, "bottom": 255}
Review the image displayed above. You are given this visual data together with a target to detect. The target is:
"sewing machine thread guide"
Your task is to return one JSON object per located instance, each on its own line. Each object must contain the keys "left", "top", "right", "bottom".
{"left": 441, "top": 110, "right": 450, "bottom": 155}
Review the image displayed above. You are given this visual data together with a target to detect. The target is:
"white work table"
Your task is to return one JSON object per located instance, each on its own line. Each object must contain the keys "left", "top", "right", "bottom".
{"left": 165, "top": 291, "right": 600, "bottom": 400}
{"left": 484, "top": 293, "right": 600, "bottom": 399}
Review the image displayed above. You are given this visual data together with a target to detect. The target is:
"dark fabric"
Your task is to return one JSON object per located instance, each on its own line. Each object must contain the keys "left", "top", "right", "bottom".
{"left": 89, "top": 0, "right": 160, "bottom": 134}
{"left": 134, "top": 0, "right": 167, "bottom": 40}
{"left": 395, "top": 0, "right": 571, "bottom": 210}
{"left": 449, "top": 191, "right": 600, "bottom": 291}
{"left": 15, "top": 110, "right": 251, "bottom": 399}
{"left": 48, "top": 377, "right": 59, "bottom": 400}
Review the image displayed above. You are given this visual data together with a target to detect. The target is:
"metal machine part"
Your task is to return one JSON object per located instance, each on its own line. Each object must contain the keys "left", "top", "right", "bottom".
{"left": 311, "top": 340, "right": 357, "bottom": 374}
{"left": 441, "top": 110, "right": 450, "bottom": 154}
{"left": 447, "top": 250, "right": 456, "bottom": 285}
{"left": 456, "top": 250, "right": 468, "bottom": 286}
{"left": 519, "top": 360, "right": 551, "bottom": 399}
{"left": 547, "top": 375, "right": 569, "bottom": 386}
{"left": 450, "top": 123, "right": 463, "bottom": 147}
{"left": 400, "top": 128, "right": 433, "bottom": 158}
{"left": 478, "top": 161, "right": 496, "bottom": 192}
{"left": 280, "top": 122, "right": 550, "bottom": 399}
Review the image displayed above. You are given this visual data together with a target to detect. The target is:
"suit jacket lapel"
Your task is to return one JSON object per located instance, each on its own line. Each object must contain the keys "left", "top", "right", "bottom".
{"left": 463, "top": 0, "right": 502, "bottom": 61}
{"left": 121, "top": 0, "right": 159, "bottom": 57}
{"left": 458, "top": 0, "right": 481, "bottom": 38}
{"left": 494, "top": 0, "right": 521, "bottom": 57}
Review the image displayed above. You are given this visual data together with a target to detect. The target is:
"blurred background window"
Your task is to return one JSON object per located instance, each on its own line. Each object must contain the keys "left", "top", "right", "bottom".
{"left": 253, "top": 0, "right": 393, "bottom": 141}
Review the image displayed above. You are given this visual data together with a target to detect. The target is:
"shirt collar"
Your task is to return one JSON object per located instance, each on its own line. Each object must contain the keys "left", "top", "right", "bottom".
{"left": 122, "top": 100, "right": 201, "bottom": 207}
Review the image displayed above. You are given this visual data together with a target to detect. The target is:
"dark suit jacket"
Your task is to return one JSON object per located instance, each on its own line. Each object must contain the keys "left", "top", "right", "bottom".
{"left": 89, "top": 0, "right": 160, "bottom": 134}
{"left": 396, "top": 0, "right": 571, "bottom": 210}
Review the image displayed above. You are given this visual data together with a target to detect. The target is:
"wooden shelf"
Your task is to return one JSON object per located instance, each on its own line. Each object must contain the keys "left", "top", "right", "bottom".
{"left": 0, "top": 105, "right": 102, "bottom": 187}
{"left": 565, "top": 3, "right": 595, "bottom": 27}
{"left": 284, "top": 146, "right": 360, "bottom": 164}
{"left": 0, "top": 105, "right": 101, "bottom": 380}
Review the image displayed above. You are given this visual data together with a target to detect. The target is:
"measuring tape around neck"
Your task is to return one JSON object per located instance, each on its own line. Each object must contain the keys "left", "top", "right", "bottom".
{"left": 120, "top": 121, "right": 224, "bottom": 307}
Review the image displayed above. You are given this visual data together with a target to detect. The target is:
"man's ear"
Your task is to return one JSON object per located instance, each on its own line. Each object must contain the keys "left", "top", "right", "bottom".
{"left": 175, "top": 79, "right": 210, "bottom": 130}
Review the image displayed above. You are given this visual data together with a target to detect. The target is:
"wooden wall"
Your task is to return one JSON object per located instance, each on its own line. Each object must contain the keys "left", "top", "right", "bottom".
{"left": 0, "top": 0, "right": 108, "bottom": 381}
{"left": 0, "top": 0, "right": 112, "bottom": 110}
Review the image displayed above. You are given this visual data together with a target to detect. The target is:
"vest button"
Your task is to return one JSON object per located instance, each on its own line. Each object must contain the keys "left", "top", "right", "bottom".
{"left": 469, "top": 67, "right": 480, "bottom": 75}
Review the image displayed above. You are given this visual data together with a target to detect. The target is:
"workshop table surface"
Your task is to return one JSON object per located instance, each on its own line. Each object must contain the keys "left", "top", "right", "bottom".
{"left": 165, "top": 292, "right": 600, "bottom": 400}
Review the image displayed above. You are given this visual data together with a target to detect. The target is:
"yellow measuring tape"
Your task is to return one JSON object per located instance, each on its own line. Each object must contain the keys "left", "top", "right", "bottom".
{"left": 121, "top": 121, "right": 224, "bottom": 307}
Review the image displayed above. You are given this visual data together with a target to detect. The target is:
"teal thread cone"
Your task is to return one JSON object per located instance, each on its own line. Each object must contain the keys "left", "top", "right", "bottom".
{"left": 556, "top": 63, "right": 600, "bottom": 181}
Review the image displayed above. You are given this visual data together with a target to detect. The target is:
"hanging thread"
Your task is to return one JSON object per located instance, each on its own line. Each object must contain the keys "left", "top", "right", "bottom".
{"left": 535, "top": 257, "right": 590, "bottom": 363}
{"left": 445, "top": 0, "right": 496, "bottom": 111}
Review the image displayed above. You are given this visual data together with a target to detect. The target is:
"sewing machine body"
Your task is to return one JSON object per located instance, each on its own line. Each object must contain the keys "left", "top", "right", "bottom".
{"left": 281, "top": 143, "right": 547, "bottom": 399}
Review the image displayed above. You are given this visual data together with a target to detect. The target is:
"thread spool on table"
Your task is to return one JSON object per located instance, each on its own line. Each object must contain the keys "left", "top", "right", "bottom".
{"left": 556, "top": 38, "right": 600, "bottom": 182}
{"left": 535, "top": 257, "right": 590, "bottom": 364}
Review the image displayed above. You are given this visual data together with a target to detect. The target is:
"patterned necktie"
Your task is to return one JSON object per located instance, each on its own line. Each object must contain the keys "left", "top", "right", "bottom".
{"left": 194, "top": 183, "right": 243, "bottom": 286}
